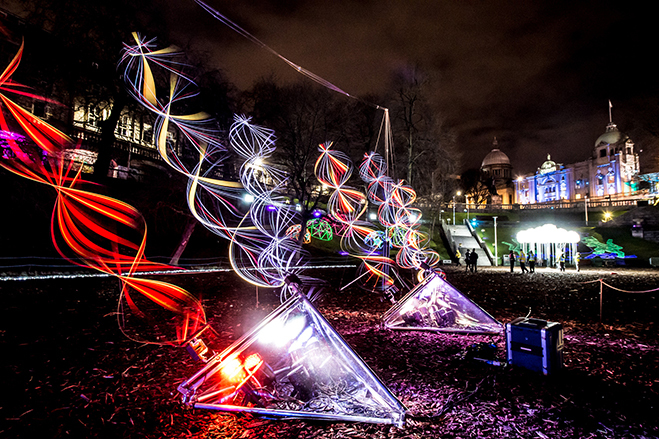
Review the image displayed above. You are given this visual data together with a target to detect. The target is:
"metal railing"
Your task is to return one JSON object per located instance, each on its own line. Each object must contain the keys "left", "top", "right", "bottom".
{"left": 465, "top": 219, "right": 494, "bottom": 265}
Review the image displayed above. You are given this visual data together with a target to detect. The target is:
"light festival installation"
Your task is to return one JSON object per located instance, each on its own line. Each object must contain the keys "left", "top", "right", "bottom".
{"left": 358, "top": 153, "right": 503, "bottom": 334}
{"left": 121, "top": 34, "right": 306, "bottom": 289}
{"left": 581, "top": 236, "right": 632, "bottom": 260}
{"left": 120, "top": 36, "right": 406, "bottom": 425}
{"left": 178, "top": 279, "right": 406, "bottom": 426}
{"left": 0, "top": 41, "right": 206, "bottom": 346}
{"left": 360, "top": 152, "right": 440, "bottom": 273}
{"left": 382, "top": 267, "right": 502, "bottom": 334}
{"left": 314, "top": 142, "right": 397, "bottom": 292}
{"left": 516, "top": 224, "right": 580, "bottom": 267}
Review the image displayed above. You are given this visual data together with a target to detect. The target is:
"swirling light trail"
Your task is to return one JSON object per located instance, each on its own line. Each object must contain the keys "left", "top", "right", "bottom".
{"left": 0, "top": 41, "right": 206, "bottom": 345}
{"left": 314, "top": 143, "right": 395, "bottom": 290}
{"left": 121, "top": 34, "right": 306, "bottom": 290}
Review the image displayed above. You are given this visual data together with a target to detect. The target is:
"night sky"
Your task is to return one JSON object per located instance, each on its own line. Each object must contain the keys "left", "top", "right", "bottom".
{"left": 157, "top": 0, "right": 659, "bottom": 176}
{"left": 5, "top": 0, "right": 655, "bottom": 176}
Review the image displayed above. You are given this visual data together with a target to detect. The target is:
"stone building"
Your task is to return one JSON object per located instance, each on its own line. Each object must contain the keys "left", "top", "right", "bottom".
{"left": 480, "top": 138, "right": 515, "bottom": 204}
{"left": 514, "top": 114, "right": 640, "bottom": 204}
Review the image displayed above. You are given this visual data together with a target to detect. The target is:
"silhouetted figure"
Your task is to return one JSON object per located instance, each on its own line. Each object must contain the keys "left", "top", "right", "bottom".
{"left": 464, "top": 249, "right": 471, "bottom": 272}
{"left": 528, "top": 251, "right": 536, "bottom": 273}
{"left": 471, "top": 249, "right": 479, "bottom": 272}
{"left": 519, "top": 250, "right": 528, "bottom": 273}
{"left": 509, "top": 251, "right": 515, "bottom": 273}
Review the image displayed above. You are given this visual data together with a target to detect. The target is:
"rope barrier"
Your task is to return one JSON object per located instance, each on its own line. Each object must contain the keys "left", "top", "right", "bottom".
{"left": 579, "top": 278, "right": 659, "bottom": 323}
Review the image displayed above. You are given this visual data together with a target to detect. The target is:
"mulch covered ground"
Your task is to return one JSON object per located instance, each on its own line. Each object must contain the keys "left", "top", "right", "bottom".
{"left": 1, "top": 265, "right": 658, "bottom": 438}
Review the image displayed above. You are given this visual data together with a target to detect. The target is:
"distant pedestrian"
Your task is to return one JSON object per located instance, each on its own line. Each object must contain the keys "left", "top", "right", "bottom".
{"left": 471, "top": 249, "right": 479, "bottom": 272}
{"left": 559, "top": 252, "right": 566, "bottom": 272}
{"left": 528, "top": 251, "right": 536, "bottom": 273}
{"left": 519, "top": 250, "right": 529, "bottom": 273}
{"left": 464, "top": 249, "right": 471, "bottom": 272}
{"left": 575, "top": 251, "right": 580, "bottom": 272}
{"left": 509, "top": 251, "right": 515, "bottom": 272}
{"left": 455, "top": 249, "right": 462, "bottom": 266}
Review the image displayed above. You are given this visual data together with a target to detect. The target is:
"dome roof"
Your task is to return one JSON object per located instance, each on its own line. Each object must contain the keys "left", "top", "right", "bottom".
{"left": 539, "top": 154, "right": 558, "bottom": 174}
{"left": 481, "top": 148, "right": 511, "bottom": 168}
{"left": 594, "top": 122, "right": 625, "bottom": 147}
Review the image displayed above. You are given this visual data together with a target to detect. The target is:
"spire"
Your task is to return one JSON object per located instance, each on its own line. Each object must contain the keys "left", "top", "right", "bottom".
{"left": 606, "top": 99, "right": 618, "bottom": 133}
{"left": 493, "top": 136, "right": 498, "bottom": 148}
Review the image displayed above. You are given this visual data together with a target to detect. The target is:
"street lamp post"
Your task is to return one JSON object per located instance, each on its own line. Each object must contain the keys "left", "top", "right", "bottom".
{"left": 584, "top": 197, "right": 589, "bottom": 225}
{"left": 493, "top": 216, "right": 498, "bottom": 266}
{"left": 453, "top": 191, "right": 461, "bottom": 225}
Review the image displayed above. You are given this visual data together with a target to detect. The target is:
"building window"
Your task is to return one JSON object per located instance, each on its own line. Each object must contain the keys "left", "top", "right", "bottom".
{"left": 599, "top": 149, "right": 606, "bottom": 158}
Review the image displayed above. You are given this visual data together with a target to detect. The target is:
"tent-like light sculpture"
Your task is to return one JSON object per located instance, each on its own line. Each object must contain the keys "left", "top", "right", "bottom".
{"left": 382, "top": 269, "right": 502, "bottom": 334}
{"left": 178, "top": 281, "right": 406, "bottom": 427}
{"left": 516, "top": 224, "right": 580, "bottom": 267}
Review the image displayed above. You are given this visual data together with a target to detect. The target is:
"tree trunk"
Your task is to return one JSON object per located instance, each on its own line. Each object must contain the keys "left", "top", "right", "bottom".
{"left": 169, "top": 218, "right": 197, "bottom": 266}
{"left": 93, "top": 92, "right": 126, "bottom": 181}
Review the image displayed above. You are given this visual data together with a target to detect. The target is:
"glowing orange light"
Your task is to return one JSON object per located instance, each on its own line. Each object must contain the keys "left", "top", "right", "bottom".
{"left": 220, "top": 357, "right": 245, "bottom": 383}
{"left": 244, "top": 353, "right": 263, "bottom": 371}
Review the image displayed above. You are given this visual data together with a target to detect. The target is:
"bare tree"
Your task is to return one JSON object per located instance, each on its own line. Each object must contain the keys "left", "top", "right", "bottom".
{"left": 388, "top": 65, "right": 459, "bottom": 201}
{"left": 460, "top": 168, "right": 497, "bottom": 205}
{"left": 245, "top": 78, "right": 371, "bottom": 236}
{"left": 18, "top": 0, "right": 168, "bottom": 181}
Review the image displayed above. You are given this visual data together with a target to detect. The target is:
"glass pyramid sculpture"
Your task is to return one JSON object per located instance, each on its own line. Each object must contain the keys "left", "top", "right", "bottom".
{"left": 178, "top": 293, "right": 406, "bottom": 426}
{"left": 382, "top": 271, "right": 503, "bottom": 334}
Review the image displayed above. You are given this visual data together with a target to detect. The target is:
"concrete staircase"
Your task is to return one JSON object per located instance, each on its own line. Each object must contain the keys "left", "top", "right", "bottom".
{"left": 446, "top": 224, "right": 492, "bottom": 266}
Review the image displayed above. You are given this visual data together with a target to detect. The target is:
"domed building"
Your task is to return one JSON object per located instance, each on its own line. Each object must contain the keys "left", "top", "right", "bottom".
{"left": 514, "top": 107, "right": 640, "bottom": 205}
{"left": 480, "top": 138, "right": 515, "bottom": 204}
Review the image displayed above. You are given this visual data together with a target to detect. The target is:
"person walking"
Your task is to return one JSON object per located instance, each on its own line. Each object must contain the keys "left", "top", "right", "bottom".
{"left": 559, "top": 252, "right": 566, "bottom": 272}
{"left": 455, "top": 248, "right": 462, "bottom": 266}
{"left": 519, "top": 250, "right": 529, "bottom": 273}
{"left": 575, "top": 251, "right": 580, "bottom": 272}
{"left": 509, "top": 251, "right": 515, "bottom": 273}
{"left": 464, "top": 249, "right": 471, "bottom": 272}
{"left": 528, "top": 251, "right": 536, "bottom": 273}
{"left": 471, "top": 249, "right": 479, "bottom": 272}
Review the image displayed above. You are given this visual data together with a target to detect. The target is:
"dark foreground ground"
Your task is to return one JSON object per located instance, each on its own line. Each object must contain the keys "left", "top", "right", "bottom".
{"left": 1, "top": 265, "right": 658, "bottom": 438}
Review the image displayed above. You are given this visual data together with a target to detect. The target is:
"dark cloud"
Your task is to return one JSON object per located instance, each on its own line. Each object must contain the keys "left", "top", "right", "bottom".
{"left": 160, "top": 0, "right": 659, "bottom": 175}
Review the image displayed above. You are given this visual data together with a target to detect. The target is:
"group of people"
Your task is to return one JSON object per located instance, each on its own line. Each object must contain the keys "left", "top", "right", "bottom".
{"left": 455, "top": 248, "right": 479, "bottom": 272}
{"left": 508, "top": 250, "right": 536, "bottom": 273}
{"left": 456, "top": 246, "right": 582, "bottom": 273}
{"left": 509, "top": 250, "right": 581, "bottom": 272}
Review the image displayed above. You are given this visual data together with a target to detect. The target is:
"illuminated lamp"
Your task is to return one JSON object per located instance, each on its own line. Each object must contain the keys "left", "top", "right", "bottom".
{"left": 243, "top": 193, "right": 255, "bottom": 203}
{"left": 516, "top": 224, "right": 579, "bottom": 244}
{"left": 220, "top": 356, "right": 245, "bottom": 383}
{"left": 178, "top": 292, "right": 405, "bottom": 426}
{"left": 382, "top": 270, "right": 502, "bottom": 334}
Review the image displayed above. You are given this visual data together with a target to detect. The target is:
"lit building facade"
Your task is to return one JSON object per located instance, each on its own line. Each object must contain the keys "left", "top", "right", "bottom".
{"left": 514, "top": 118, "right": 640, "bottom": 204}
{"left": 480, "top": 139, "right": 515, "bottom": 204}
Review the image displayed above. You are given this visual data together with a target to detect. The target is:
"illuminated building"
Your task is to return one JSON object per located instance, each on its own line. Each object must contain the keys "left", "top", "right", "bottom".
{"left": 480, "top": 138, "right": 515, "bottom": 205}
{"left": 514, "top": 112, "right": 640, "bottom": 204}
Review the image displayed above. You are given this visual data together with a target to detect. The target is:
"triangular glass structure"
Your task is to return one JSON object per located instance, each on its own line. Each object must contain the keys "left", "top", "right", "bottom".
{"left": 178, "top": 293, "right": 406, "bottom": 426}
{"left": 382, "top": 272, "right": 503, "bottom": 334}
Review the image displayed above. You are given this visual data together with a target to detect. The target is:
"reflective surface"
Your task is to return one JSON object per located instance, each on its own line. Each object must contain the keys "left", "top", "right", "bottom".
{"left": 178, "top": 294, "right": 405, "bottom": 426}
{"left": 383, "top": 273, "right": 503, "bottom": 334}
